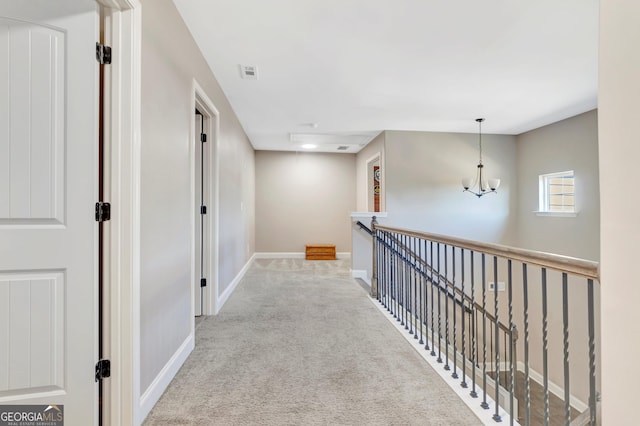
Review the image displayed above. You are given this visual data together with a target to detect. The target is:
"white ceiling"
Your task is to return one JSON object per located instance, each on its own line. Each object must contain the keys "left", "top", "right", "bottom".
{"left": 174, "top": 0, "right": 598, "bottom": 154}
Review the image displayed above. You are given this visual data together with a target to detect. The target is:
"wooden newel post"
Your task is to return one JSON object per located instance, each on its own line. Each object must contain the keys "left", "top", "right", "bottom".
{"left": 370, "top": 216, "right": 378, "bottom": 298}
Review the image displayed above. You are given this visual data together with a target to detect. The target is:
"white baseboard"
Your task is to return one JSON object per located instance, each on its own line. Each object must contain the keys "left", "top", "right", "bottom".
{"left": 254, "top": 252, "right": 305, "bottom": 259}
{"left": 138, "top": 333, "right": 195, "bottom": 423}
{"left": 351, "top": 269, "right": 371, "bottom": 285}
{"left": 516, "top": 361, "right": 588, "bottom": 413}
{"left": 254, "top": 252, "right": 351, "bottom": 260}
{"left": 215, "top": 253, "right": 255, "bottom": 314}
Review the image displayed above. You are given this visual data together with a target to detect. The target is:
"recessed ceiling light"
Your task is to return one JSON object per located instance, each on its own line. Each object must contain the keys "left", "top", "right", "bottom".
{"left": 301, "top": 144, "right": 317, "bottom": 149}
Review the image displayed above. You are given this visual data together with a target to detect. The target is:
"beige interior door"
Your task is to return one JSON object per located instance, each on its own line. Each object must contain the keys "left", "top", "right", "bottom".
{"left": 0, "top": 1, "right": 99, "bottom": 424}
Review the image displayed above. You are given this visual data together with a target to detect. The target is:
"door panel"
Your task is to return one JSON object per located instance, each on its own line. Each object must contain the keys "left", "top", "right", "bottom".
{"left": 0, "top": 271, "right": 64, "bottom": 392}
{"left": 0, "top": 1, "right": 99, "bottom": 424}
{"left": 0, "top": 19, "right": 65, "bottom": 223}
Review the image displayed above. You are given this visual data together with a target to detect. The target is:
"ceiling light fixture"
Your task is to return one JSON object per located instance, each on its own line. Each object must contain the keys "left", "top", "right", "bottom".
{"left": 462, "top": 118, "right": 500, "bottom": 197}
{"left": 301, "top": 144, "right": 317, "bottom": 149}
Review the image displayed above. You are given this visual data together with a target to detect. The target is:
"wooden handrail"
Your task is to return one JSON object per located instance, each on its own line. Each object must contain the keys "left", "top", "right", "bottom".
{"left": 355, "top": 221, "right": 373, "bottom": 235}
{"left": 373, "top": 224, "right": 600, "bottom": 280}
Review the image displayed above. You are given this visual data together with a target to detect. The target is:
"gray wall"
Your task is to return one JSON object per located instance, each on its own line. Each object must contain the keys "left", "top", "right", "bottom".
{"left": 140, "top": 0, "right": 255, "bottom": 392}
{"left": 510, "top": 111, "right": 600, "bottom": 406}
{"left": 515, "top": 110, "right": 599, "bottom": 260}
{"left": 255, "top": 151, "right": 356, "bottom": 253}
{"left": 384, "top": 130, "right": 518, "bottom": 244}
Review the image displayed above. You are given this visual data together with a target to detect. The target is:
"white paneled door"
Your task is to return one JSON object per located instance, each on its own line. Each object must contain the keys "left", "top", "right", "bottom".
{"left": 0, "top": 1, "right": 99, "bottom": 424}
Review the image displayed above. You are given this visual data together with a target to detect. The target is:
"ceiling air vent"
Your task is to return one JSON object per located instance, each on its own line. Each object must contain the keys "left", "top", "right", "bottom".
{"left": 239, "top": 65, "right": 259, "bottom": 80}
{"left": 337, "top": 146, "right": 349, "bottom": 151}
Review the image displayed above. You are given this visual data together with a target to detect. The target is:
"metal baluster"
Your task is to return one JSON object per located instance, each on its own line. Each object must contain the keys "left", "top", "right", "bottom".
{"left": 396, "top": 233, "right": 401, "bottom": 323}
{"left": 376, "top": 231, "right": 381, "bottom": 303}
{"left": 392, "top": 233, "right": 398, "bottom": 320}
{"left": 419, "top": 238, "right": 424, "bottom": 345}
{"left": 383, "top": 232, "right": 389, "bottom": 310}
{"left": 461, "top": 249, "right": 468, "bottom": 388}
{"left": 587, "top": 279, "right": 596, "bottom": 426}
{"left": 376, "top": 231, "right": 381, "bottom": 302}
{"left": 460, "top": 248, "right": 468, "bottom": 388}
{"left": 431, "top": 241, "right": 436, "bottom": 357}
{"left": 402, "top": 234, "right": 407, "bottom": 329}
{"left": 404, "top": 234, "right": 409, "bottom": 330}
{"left": 489, "top": 320, "right": 494, "bottom": 412}
{"left": 386, "top": 232, "right": 391, "bottom": 311}
{"left": 481, "top": 253, "right": 489, "bottom": 409}
{"left": 504, "top": 332, "right": 509, "bottom": 424}
{"left": 410, "top": 236, "right": 416, "bottom": 336}
{"left": 388, "top": 233, "right": 392, "bottom": 310}
{"left": 508, "top": 260, "right": 515, "bottom": 426}
{"left": 379, "top": 231, "right": 384, "bottom": 308}
{"left": 470, "top": 251, "right": 478, "bottom": 398}
{"left": 413, "top": 237, "right": 419, "bottom": 339}
{"left": 388, "top": 232, "right": 393, "bottom": 313}
{"left": 402, "top": 234, "right": 407, "bottom": 327}
{"left": 452, "top": 247, "right": 459, "bottom": 379}
{"left": 493, "top": 256, "right": 502, "bottom": 422}
{"left": 404, "top": 234, "right": 409, "bottom": 331}
{"left": 523, "top": 263, "right": 531, "bottom": 426}
{"left": 413, "top": 237, "right": 422, "bottom": 340}
{"left": 424, "top": 239, "right": 431, "bottom": 351}
{"left": 562, "top": 272, "right": 571, "bottom": 425}
{"left": 397, "top": 236, "right": 407, "bottom": 325}
{"left": 437, "top": 242, "right": 443, "bottom": 364}
{"left": 444, "top": 244, "right": 450, "bottom": 370}
{"left": 542, "top": 268, "right": 550, "bottom": 426}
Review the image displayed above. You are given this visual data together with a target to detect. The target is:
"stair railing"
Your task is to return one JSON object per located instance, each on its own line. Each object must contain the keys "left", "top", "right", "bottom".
{"left": 370, "top": 218, "right": 599, "bottom": 426}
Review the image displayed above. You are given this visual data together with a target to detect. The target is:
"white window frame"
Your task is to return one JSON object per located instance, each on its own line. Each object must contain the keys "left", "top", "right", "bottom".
{"left": 536, "top": 170, "right": 578, "bottom": 217}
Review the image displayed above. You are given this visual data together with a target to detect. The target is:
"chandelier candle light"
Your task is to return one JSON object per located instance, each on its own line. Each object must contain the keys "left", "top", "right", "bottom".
{"left": 462, "top": 118, "right": 501, "bottom": 197}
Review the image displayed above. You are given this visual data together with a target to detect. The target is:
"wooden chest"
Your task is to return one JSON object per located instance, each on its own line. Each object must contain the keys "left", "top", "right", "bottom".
{"left": 305, "top": 244, "right": 336, "bottom": 260}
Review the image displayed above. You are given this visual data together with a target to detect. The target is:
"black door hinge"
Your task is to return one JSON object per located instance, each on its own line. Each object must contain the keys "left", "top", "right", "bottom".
{"left": 95, "top": 202, "right": 111, "bottom": 222}
{"left": 201, "top": 278, "right": 207, "bottom": 287}
{"left": 95, "top": 359, "right": 111, "bottom": 382}
{"left": 200, "top": 205, "right": 207, "bottom": 215}
{"left": 96, "top": 43, "right": 112, "bottom": 65}
{"left": 201, "top": 133, "right": 207, "bottom": 143}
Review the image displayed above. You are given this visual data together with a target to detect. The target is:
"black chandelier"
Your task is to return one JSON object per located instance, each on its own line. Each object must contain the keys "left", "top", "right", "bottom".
{"left": 462, "top": 118, "right": 500, "bottom": 197}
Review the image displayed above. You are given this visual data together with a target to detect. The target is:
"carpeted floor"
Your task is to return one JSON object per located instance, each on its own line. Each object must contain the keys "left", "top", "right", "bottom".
{"left": 143, "top": 258, "right": 482, "bottom": 425}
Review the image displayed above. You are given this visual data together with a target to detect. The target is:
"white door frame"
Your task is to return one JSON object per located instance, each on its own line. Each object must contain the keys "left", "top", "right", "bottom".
{"left": 98, "top": 0, "right": 141, "bottom": 424}
{"left": 192, "top": 80, "right": 220, "bottom": 317}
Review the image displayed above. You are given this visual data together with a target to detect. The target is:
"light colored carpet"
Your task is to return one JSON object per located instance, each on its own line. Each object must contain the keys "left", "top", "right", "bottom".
{"left": 143, "top": 258, "right": 481, "bottom": 425}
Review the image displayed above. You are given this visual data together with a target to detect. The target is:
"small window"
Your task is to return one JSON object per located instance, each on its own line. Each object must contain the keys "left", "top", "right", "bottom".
{"left": 539, "top": 171, "right": 575, "bottom": 213}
